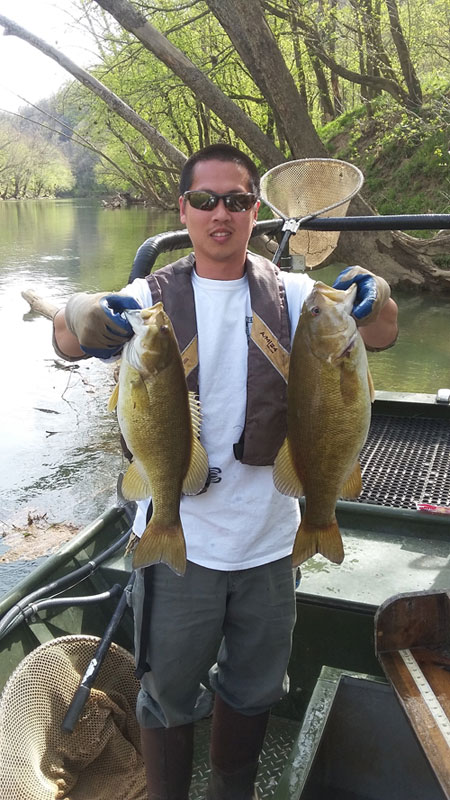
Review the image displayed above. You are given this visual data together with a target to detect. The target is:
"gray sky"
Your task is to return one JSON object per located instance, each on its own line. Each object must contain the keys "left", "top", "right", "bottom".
{"left": 0, "top": 0, "right": 95, "bottom": 112}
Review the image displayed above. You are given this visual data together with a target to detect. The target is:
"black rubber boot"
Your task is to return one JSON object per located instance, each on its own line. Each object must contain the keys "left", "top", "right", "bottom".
{"left": 140, "top": 723, "right": 194, "bottom": 800}
{"left": 206, "top": 694, "right": 270, "bottom": 800}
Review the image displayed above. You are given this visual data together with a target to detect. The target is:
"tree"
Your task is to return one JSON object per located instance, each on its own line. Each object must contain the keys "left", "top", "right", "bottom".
{"left": 92, "top": 0, "right": 285, "bottom": 166}
{"left": 0, "top": 13, "right": 186, "bottom": 171}
{"left": 264, "top": 0, "right": 423, "bottom": 112}
{"left": 204, "top": 0, "right": 329, "bottom": 158}
{"left": 0, "top": 3, "right": 448, "bottom": 290}
{"left": 0, "top": 115, "right": 74, "bottom": 198}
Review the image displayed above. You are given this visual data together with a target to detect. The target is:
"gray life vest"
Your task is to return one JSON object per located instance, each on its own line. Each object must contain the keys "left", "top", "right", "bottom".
{"left": 146, "top": 252, "right": 291, "bottom": 466}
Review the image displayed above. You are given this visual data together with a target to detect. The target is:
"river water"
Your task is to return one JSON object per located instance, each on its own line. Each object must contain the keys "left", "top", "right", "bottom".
{"left": 0, "top": 198, "right": 449, "bottom": 590}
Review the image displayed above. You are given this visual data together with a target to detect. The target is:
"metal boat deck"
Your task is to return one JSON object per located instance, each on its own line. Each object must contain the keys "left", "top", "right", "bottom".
{"left": 191, "top": 715, "right": 299, "bottom": 799}
{"left": 299, "top": 391, "right": 450, "bottom": 616}
{"left": 359, "top": 408, "right": 450, "bottom": 510}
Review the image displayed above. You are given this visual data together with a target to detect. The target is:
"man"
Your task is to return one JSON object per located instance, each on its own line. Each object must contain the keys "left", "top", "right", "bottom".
{"left": 53, "top": 144, "right": 398, "bottom": 799}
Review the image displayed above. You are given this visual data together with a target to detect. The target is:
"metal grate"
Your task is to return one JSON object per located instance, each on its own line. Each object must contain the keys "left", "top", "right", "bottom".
{"left": 190, "top": 715, "right": 299, "bottom": 799}
{"left": 357, "top": 414, "right": 450, "bottom": 510}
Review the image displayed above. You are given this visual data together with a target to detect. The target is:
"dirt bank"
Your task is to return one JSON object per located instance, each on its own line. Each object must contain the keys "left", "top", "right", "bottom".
{"left": 0, "top": 509, "right": 80, "bottom": 563}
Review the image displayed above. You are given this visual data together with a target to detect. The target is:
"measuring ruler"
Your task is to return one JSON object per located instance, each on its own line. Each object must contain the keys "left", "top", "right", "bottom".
{"left": 399, "top": 648, "right": 450, "bottom": 747}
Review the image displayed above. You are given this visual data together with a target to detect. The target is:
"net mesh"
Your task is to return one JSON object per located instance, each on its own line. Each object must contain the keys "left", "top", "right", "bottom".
{"left": 260, "top": 158, "right": 364, "bottom": 268}
{"left": 0, "top": 635, "right": 146, "bottom": 800}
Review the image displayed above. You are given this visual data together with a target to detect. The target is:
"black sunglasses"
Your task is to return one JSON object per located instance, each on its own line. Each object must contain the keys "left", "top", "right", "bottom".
{"left": 183, "top": 190, "right": 258, "bottom": 212}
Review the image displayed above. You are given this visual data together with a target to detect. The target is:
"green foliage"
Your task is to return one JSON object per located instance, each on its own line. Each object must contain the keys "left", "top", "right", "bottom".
{"left": 0, "top": 114, "right": 74, "bottom": 199}
{"left": 320, "top": 92, "right": 450, "bottom": 223}
{"left": 5, "top": 0, "right": 449, "bottom": 209}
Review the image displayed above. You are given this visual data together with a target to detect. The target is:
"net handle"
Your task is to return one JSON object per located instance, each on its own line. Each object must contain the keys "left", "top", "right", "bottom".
{"left": 62, "top": 572, "right": 135, "bottom": 733}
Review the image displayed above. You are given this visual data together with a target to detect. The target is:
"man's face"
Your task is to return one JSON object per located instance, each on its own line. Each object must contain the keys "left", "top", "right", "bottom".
{"left": 179, "top": 159, "right": 259, "bottom": 277}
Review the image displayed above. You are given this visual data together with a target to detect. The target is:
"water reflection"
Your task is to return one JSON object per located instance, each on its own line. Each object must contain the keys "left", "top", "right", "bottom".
{"left": 0, "top": 199, "right": 448, "bottom": 591}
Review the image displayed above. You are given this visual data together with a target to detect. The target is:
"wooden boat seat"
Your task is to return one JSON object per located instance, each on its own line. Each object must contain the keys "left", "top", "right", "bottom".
{"left": 375, "top": 589, "right": 450, "bottom": 799}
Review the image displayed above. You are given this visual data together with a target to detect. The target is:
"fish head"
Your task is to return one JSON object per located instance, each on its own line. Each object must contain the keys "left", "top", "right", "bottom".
{"left": 124, "top": 302, "right": 177, "bottom": 377}
{"left": 301, "top": 281, "right": 359, "bottom": 364}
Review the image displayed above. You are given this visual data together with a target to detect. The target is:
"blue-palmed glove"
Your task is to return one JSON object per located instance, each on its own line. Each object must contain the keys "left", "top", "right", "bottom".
{"left": 332, "top": 265, "right": 390, "bottom": 325}
{"left": 65, "top": 291, "right": 141, "bottom": 358}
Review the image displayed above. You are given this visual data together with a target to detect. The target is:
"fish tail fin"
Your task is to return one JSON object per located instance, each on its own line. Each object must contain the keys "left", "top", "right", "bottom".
{"left": 292, "top": 519, "right": 344, "bottom": 566}
{"left": 132, "top": 518, "right": 186, "bottom": 575}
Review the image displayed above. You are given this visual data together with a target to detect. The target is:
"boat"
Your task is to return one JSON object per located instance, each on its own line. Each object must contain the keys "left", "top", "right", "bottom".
{"left": 2, "top": 178, "right": 450, "bottom": 798}
{"left": 1, "top": 386, "right": 448, "bottom": 798}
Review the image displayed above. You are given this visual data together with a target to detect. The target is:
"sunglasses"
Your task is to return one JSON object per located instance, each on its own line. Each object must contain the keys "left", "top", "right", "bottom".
{"left": 183, "top": 190, "right": 258, "bottom": 212}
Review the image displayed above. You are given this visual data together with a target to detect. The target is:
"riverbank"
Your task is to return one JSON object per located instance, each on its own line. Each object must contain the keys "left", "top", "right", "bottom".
{"left": 321, "top": 93, "right": 450, "bottom": 232}
{"left": 0, "top": 510, "right": 79, "bottom": 563}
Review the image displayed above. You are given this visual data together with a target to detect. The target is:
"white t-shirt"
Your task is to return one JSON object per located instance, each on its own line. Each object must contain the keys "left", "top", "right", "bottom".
{"left": 120, "top": 257, "right": 314, "bottom": 570}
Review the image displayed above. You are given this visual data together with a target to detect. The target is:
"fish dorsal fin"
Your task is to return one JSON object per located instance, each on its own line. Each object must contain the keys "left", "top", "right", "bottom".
{"left": 182, "top": 392, "right": 209, "bottom": 495}
{"left": 341, "top": 461, "right": 362, "bottom": 500}
{"left": 108, "top": 382, "right": 119, "bottom": 412}
{"left": 273, "top": 438, "right": 304, "bottom": 497}
{"left": 121, "top": 460, "right": 152, "bottom": 501}
{"left": 367, "top": 368, "right": 375, "bottom": 402}
{"left": 187, "top": 391, "right": 202, "bottom": 439}
{"left": 183, "top": 438, "right": 209, "bottom": 495}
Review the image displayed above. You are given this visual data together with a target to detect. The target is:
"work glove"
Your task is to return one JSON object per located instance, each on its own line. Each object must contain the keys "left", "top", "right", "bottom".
{"left": 65, "top": 292, "right": 141, "bottom": 358}
{"left": 332, "top": 266, "right": 390, "bottom": 326}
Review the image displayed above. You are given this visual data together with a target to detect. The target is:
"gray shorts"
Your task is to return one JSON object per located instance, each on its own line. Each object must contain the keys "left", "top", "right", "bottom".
{"left": 131, "top": 557, "right": 297, "bottom": 729}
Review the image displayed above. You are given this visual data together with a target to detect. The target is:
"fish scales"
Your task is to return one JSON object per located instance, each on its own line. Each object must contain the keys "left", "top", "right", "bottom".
{"left": 109, "top": 302, "right": 209, "bottom": 575}
{"left": 274, "top": 281, "right": 374, "bottom": 566}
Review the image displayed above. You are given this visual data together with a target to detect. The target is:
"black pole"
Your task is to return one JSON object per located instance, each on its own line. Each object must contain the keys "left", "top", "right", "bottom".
{"left": 61, "top": 572, "right": 136, "bottom": 733}
{"left": 128, "top": 214, "right": 450, "bottom": 280}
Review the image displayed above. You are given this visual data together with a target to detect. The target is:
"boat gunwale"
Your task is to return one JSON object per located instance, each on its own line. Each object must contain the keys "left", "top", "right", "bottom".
{"left": 0, "top": 505, "right": 130, "bottom": 618}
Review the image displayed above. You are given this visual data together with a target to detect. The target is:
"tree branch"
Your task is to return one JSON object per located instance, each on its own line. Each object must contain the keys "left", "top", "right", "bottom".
{"left": 0, "top": 13, "right": 187, "bottom": 169}
{"left": 93, "top": 0, "right": 284, "bottom": 166}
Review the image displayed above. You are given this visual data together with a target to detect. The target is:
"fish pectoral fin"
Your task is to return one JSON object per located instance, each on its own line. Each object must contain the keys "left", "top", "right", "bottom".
{"left": 292, "top": 519, "right": 344, "bottom": 566}
{"left": 107, "top": 382, "right": 119, "bottom": 412}
{"left": 341, "top": 461, "right": 362, "bottom": 500}
{"left": 367, "top": 368, "right": 375, "bottom": 402}
{"left": 182, "top": 437, "right": 209, "bottom": 495}
{"left": 273, "top": 438, "right": 304, "bottom": 497}
{"left": 132, "top": 519, "right": 186, "bottom": 575}
{"left": 121, "top": 461, "right": 152, "bottom": 501}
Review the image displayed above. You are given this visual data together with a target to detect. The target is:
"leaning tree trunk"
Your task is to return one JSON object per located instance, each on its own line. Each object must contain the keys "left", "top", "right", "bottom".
{"left": 94, "top": 0, "right": 284, "bottom": 169}
{"left": 205, "top": 0, "right": 329, "bottom": 159}
{"left": 204, "top": 0, "right": 447, "bottom": 291}
{"left": 1, "top": 7, "right": 446, "bottom": 290}
{"left": 0, "top": 14, "right": 187, "bottom": 171}
{"left": 330, "top": 194, "right": 450, "bottom": 291}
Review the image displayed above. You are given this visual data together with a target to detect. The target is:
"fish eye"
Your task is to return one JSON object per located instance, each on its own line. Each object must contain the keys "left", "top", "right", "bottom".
{"left": 159, "top": 325, "right": 170, "bottom": 335}
{"left": 311, "top": 306, "right": 321, "bottom": 316}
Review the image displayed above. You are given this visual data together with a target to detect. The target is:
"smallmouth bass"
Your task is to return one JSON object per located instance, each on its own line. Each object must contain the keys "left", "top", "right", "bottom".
{"left": 273, "top": 282, "right": 374, "bottom": 565}
{"left": 108, "top": 302, "right": 209, "bottom": 575}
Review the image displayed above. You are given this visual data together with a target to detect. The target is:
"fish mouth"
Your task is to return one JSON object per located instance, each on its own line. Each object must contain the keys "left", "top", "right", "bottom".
{"left": 124, "top": 308, "right": 144, "bottom": 321}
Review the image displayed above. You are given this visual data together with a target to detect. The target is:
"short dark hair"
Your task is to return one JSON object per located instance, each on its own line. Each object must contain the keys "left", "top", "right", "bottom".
{"left": 179, "top": 143, "right": 260, "bottom": 196}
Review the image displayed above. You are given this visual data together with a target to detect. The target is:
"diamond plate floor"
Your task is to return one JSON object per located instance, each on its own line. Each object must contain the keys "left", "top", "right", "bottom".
{"left": 190, "top": 714, "right": 299, "bottom": 799}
